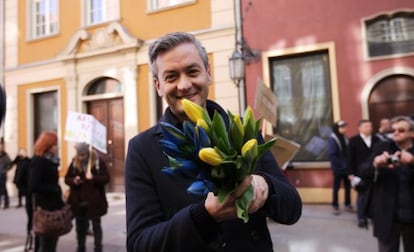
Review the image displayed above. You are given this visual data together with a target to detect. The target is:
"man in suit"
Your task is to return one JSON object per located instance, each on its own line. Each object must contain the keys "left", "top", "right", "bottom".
{"left": 348, "top": 119, "right": 380, "bottom": 228}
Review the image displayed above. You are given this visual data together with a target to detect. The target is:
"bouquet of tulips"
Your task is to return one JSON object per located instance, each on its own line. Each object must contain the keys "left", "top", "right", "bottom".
{"left": 159, "top": 99, "right": 276, "bottom": 222}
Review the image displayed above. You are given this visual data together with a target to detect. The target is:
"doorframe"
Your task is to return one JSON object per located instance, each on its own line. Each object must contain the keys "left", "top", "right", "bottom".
{"left": 361, "top": 66, "right": 414, "bottom": 118}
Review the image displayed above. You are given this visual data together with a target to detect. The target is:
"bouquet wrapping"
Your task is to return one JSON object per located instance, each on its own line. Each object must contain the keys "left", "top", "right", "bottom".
{"left": 159, "top": 99, "right": 276, "bottom": 222}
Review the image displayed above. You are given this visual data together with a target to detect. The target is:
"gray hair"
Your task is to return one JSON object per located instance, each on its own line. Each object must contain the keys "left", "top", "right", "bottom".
{"left": 391, "top": 115, "right": 414, "bottom": 131}
{"left": 148, "top": 32, "right": 209, "bottom": 79}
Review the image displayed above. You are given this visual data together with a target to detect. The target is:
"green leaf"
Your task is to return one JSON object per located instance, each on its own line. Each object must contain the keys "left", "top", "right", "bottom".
{"left": 258, "top": 137, "right": 277, "bottom": 156}
{"left": 212, "top": 112, "right": 231, "bottom": 150}
{"left": 235, "top": 184, "right": 254, "bottom": 223}
{"left": 217, "top": 188, "right": 232, "bottom": 203}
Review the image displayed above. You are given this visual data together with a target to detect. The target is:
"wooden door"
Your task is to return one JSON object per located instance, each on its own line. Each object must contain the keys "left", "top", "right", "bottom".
{"left": 87, "top": 98, "right": 125, "bottom": 192}
{"left": 369, "top": 74, "right": 414, "bottom": 131}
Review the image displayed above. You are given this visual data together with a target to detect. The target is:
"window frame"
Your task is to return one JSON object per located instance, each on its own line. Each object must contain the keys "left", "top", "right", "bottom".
{"left": 147, "top": 0, "right": 196, "bottom": 13}
{"left": 82, "top": 0, "right": 120, "bottom": 27}
{"left": 262, "top": 42, "right": 340, "bottom": 168}
{"left": 27, "top": 86, "right": 62, "bottom": 158}
{"left": 362, "top": 10, "right": 414, "bottom": 61}
{"left": 27, "top": 0, "right": 59, "bottom": 40}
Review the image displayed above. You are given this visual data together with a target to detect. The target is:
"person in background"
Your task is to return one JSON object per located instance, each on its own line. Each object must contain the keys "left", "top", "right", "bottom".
{"left": 65, "top": 143, "right": 109, "bottom": 252}
{"left": 327, "top": 120, "right": 352, "bottom": 215}
{"left": 12, "top": 148, "right": 31, "bottom": 207}
{"left": 362, "top": 116, "right": 414, "bottom": 252}
{"left": 376, "top": 118, "right": 393, "bottom": 142}
{"left": 125, "top": 32, "right": 302, "bottom": 252}
{"left": 347, "top": 119, "right": 380, "bottom": 228}
{"left": 29, "top": 131, "right": 63, "bottom": 252}
{"left": 0, "top": 141, "right": 12, "bottom": 209}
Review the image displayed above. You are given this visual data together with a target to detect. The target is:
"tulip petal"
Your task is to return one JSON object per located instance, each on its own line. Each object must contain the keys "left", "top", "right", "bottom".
{"left": 187, "top": 180, "right": 209, "bottom": 196}
{"left": 160, "top": 122, "right": 186, "bottom": 145}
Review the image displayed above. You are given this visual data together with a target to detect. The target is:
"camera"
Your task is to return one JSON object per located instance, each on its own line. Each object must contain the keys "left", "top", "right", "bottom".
{"left": 386, "top": 155, "right": 400, "bottom": 165}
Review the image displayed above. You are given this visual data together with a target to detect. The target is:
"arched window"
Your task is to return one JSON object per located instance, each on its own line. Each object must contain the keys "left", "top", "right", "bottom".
{"left": 86, "top": 77, "right": 122, "bottom": 95}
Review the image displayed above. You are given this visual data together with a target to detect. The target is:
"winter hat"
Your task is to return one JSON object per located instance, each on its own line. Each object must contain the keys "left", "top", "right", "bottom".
{"left": 74, "top": 142, "right": 90, "bottom": 154}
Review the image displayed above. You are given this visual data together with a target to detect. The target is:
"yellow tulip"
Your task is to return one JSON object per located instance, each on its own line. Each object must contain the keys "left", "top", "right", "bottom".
{"left": 241, "top": 139, "right": 258, "bottom": 159}
{"left": 197, "top": 119, "right": 209, "bottom": 132}
{"left": 199, "top": 147, "right": 223, "bottom": 166}
{"left": 182, "top": 99, "right": 205, "bottom": 123}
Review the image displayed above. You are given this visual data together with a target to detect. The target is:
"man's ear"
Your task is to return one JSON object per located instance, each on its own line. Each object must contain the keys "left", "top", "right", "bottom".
{"left": 207, "top": 64, "right": 212, "bottom": 85}
{"left": 153, "top": 77, "right": 163, "bottom": 96}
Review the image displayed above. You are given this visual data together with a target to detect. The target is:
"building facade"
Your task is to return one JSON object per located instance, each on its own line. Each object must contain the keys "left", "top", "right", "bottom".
{"left": 241, "top": 0, "right": 414, "bottom": 203}
{"left": 4, "top": 0, "right": 240, "bottom": 192}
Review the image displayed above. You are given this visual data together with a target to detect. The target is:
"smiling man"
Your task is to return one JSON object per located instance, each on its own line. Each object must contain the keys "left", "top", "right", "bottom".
{"left": 124, "top": 32, "right": 302, "bottom": 252}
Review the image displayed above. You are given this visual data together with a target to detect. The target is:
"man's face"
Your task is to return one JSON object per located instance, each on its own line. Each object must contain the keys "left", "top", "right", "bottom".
{"left": 379, "top": 119, "right": 391, "bottom": 133}
{"left": 359, "top": 122, "right": 373, "bottom": 136}
{"left": 153, "top": 43, "right": 211, "bottom": 121}
{"left": 391, "top": 121, "right": 414, "bottom": 144}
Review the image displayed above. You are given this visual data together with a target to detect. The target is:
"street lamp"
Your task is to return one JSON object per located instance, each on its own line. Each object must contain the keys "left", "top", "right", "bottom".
{"left": 229, "top": 49, "right": 245, "bottom": 87}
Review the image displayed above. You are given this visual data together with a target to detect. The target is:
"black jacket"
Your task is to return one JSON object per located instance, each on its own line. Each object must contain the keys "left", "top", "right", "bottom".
{"left": 125, "top": 100, "right": 302, "bottom": 252}
{"left": 29, "top": 155, "right": 64, "bottom": 211}
{"left": 362, "top": 141, "right": 414, "bottom": 242}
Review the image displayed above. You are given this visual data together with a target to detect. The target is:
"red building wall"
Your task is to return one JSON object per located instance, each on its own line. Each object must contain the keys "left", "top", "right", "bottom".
{"left": 241, "top": 0, "right": 414, "bottom": 203}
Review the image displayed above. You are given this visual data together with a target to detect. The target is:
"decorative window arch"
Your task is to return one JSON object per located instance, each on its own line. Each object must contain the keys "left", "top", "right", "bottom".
{"left": 84, "top": 77, "right": 122, "bottom": 96}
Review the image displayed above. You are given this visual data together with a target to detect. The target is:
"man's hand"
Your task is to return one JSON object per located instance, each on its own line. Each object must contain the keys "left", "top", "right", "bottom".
{"left": 205, "top": 175, "right": 269, "bottom": 222}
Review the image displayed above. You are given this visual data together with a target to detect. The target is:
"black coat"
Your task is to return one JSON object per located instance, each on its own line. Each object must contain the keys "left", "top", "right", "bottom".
{"left": 64, "top": 154, "right": 109, "bottom": 218}
{"left": 348, "top": 134, "right": 380, "bottom": 175}
{"left": 361, "top": 141, "right": 414, "bottom": 242}
{"left": 347, "top": 134, "right": 380, "bottom": 191}
{"left": 125, "top": 100, "right": 302, "bottom": 252}
{"left": 29, "top": 155, "right": 64, "bottom": 211}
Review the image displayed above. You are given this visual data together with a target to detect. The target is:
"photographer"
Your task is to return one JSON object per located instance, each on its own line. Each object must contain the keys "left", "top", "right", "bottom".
{"left": 363, "top": 116, "right": 414, "bottom": 252}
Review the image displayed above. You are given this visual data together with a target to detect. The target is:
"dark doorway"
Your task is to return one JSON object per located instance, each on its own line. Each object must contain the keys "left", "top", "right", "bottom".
{"left": 369, "top": 74, "right": 414, "bottom": 131}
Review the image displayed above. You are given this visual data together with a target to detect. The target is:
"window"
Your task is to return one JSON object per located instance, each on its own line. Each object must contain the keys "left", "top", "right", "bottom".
{"left": 149, "top": 0, "right": 194, "bottom": 11}
{"left": 270, "top": 51, "right": 333, "bottom": 162}
{"left": 33, "top": 91, "right": 58, "bottom": 141}
{"left": 84, "top": 0, "right": 120, "bottom": 26}
{"left": 365, "top": 11, "right": 414, "bottom": 58}
{"left": 29, "top": 0, "right": 58, "bottom": 39}
{"left": 86, "top": 77, "right": 122, "bottom": 95}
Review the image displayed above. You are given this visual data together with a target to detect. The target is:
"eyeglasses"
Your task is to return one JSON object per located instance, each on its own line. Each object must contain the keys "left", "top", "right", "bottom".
{"left": 392, "top": 128, "right": 409, "bottom": 133}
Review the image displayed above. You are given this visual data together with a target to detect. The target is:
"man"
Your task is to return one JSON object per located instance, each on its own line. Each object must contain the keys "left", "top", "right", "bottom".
{"left": 347, "top": 119, "right": 380, "bottom": 228}
{"left": 376, "top": 118, "right": 392, "bottom": 142}
{"left": 125, "top": 32, "right": 302, "bottom": 252}
{"left": 327, "top": 120, "right": 352, "bottom": 215}
{"left": 363, "top": 116, "right": 414, "bottom": 252}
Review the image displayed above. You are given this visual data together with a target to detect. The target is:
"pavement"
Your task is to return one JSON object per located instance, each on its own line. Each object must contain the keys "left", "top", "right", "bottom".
{"left": 0, "top": 194, "right": 378, "bottom": 252}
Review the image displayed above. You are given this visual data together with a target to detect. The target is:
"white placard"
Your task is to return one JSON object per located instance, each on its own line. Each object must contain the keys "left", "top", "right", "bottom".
{"left": 64, "top": 111, "right": 107, "bottom": 153}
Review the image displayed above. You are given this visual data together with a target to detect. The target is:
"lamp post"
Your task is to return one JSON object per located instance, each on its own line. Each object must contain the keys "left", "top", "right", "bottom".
{"left": 229, "top": 49, "right": 245, "bottom": 87}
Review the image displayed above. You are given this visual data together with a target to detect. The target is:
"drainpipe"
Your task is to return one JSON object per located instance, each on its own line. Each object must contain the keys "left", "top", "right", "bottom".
{"left": 234, "top": 0, "right": 246, "bottom": 113}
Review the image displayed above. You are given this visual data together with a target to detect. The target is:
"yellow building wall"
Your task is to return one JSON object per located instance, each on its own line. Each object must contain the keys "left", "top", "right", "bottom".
{"left": 18, "top": 0, "right": 211, "bottom": 64}
{"left": 137, "top": 64, "right": 151, "bottom": 132}
{"left": 122, "top": 1, "right": 211, "bottom": 39}
{"left": 17, "top": 79, "right": 69, "bottom": 176}
{"left": 18, "top": 0, "right": 81, "bottom": 64}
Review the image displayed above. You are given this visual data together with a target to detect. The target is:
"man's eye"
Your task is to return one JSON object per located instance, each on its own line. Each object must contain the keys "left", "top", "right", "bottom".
{"left": 164, "top": 75, "right": 177, "bottom": 82}
{"left": 188, "top": 69, "right": 200, "bottom": 76}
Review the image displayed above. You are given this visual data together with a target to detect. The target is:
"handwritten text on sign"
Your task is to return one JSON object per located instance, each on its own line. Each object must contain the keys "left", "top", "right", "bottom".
{"left": 64, "top": 111, "right": 107, "bottom": 153}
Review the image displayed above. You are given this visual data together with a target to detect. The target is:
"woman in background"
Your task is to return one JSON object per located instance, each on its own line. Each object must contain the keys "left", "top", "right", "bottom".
{"left": 29, "top": 131, "right": 63, "bottom": 252}
{"left": 65, "top": 142, "right": 109, "bottom": 252}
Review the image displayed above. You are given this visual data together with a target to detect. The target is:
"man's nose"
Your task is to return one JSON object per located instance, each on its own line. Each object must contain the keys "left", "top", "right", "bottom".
{"left": 177, "top": 76, "right": 192, "bottom": 90}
